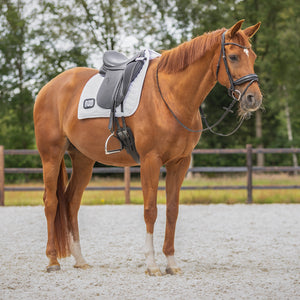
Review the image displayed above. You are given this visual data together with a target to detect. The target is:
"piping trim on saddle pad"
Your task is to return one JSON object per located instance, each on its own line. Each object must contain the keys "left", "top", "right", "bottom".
{"left": 78, "top": 49, "right": 160, "bottom": 120}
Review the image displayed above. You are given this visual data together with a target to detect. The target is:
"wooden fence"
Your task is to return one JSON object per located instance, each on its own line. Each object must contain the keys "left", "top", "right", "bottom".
{"left": 1, "top": 144, "right": 300, "bottom": 206}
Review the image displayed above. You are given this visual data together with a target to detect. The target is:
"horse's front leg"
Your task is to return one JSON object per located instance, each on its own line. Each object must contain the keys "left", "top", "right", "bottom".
{"left": 140, "top": 154, "right": 162, "bottom": 276}
{"left": 164, "top": 156, "right": 191, "bottom": 275}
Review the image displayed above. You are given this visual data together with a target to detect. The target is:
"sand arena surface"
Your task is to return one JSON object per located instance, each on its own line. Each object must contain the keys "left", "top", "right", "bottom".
{"left": 1, "top": 204, "right": 300, "bottom": 299}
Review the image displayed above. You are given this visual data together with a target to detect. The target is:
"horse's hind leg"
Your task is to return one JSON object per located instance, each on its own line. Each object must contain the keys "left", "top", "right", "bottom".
{"left": 65, "top": 145, "right": 94, "bottom": 269}
{"left": 40, "top": 141, "right": 68, "bottom": 272}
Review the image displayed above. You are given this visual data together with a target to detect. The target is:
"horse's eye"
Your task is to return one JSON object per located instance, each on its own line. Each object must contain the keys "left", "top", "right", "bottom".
{"left": 229, "top": 55, "right": 238, "bottom": 62}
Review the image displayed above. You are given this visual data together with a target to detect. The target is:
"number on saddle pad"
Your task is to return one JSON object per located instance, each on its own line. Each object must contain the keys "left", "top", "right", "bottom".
{"left": 97, "top": 50, "right": 146, "bottom": 110}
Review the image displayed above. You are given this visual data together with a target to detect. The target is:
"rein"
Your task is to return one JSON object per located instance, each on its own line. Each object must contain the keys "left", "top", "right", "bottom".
{"left": 156, "top": 66, "right": 238, "bottom": 134}
{"left": 156, "top": 30, "right": 259, "bottom": 136}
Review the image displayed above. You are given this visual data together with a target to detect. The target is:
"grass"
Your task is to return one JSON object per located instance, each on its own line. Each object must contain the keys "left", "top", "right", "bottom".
{"left": 3, "top": 174, "right": 300, "bottom": 206}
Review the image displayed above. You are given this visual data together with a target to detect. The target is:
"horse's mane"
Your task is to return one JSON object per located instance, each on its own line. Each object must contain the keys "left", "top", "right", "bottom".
{"left": 158, "top": 28, "right": 226, "bottom": 73}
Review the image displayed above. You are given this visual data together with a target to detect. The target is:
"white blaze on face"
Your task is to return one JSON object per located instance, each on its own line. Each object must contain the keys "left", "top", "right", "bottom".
{"left": 244, "top": 48, "right": 249, "bottom": 57}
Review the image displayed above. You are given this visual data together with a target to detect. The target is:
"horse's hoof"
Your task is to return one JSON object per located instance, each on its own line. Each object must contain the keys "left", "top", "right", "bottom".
{"left": 166, "top": 266, "right": 182, "bottom": 275}
{"left": 145, "top": 267, "right": 162, "bottom": 276}
{"left": 74, "top": 263, "right": 92, "bottom": 270}
{"left": 46, "top": 264, "right": 61, "bottom": 272}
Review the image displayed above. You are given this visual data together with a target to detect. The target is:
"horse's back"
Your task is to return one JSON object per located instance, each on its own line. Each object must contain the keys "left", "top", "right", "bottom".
{"left": 34, "top": 67, "right": 98, "bottom": 125}
{"left": 34, "top": 67, "right": 97, "bottom": 109}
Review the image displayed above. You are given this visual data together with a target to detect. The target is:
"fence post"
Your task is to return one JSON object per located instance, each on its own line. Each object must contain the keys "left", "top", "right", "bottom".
{"left": 246, "top": 144, "right": 253, "bottom": 204}
{"left": 0, "top": 146, "right": 4, "bottom": 206}
{"left": 124, "top": 167, "right": 131, "bottom": 204}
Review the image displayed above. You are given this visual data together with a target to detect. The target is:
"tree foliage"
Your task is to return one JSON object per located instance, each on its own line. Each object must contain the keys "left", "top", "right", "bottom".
{"left": 0, "top": 0, "right": 35, "bottom": 149}
{"left": 0, "top": 0, "right": 299, "bottom": 177}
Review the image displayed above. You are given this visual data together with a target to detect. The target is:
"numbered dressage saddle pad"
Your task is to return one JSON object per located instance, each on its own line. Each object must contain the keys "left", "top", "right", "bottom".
{"left": 78, "top": 49, "right": 160, "bottom": 120}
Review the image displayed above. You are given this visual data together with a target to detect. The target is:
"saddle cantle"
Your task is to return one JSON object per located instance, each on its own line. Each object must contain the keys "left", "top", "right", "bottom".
{"left": 100, "top": 51, "right": 128, "bottom": 71}
{"left": 97, "top": 50, "right": 147, "bottom": 164}
{"left": 97, "top": 50, "right": 146, "bottom": 110}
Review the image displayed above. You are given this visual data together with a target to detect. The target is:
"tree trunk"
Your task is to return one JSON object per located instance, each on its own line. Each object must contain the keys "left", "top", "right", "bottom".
{"left": 285, "top": 100, "right": 298, "bottom": 175}
{"left": 256, "top": 110, "right": 264, "bottom": 167}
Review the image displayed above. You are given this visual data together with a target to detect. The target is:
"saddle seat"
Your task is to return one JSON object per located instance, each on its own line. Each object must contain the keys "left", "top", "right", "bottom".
{"left": 100, "top": 51, "right": 129, "bottom": 71}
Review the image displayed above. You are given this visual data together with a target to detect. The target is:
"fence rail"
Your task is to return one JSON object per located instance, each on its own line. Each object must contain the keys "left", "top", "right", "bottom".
{"left": 0, "top": 144, "right": 299, "bottom": 206}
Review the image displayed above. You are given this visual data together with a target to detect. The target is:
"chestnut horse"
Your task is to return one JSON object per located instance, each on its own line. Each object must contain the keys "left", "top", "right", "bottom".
{"left": 34, "top": 20, "right": 262, "bottom": 275}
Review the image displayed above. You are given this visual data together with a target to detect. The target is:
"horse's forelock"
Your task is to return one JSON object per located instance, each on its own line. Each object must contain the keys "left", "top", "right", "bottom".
{"left": 234, "top": 30, "right": 251, "bottom": 48}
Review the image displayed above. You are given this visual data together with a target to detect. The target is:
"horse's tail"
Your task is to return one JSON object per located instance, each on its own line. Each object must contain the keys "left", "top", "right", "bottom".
{"left": 54, "top": 159, "right": 71, "bottom": 258}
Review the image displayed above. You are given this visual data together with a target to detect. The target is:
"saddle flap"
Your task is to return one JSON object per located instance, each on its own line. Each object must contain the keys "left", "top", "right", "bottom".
{"left": 97, "top": 69, "right": 124, "bottom": 109}
{"left": 122, "top": 59, "right": 144, "bottom": 97}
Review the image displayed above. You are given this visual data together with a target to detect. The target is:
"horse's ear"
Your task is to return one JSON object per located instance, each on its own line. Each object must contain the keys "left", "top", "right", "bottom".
{"left": 227, "top": 19, "right": 245, "bottom": 38}
{"left": 243, "top": 22, "right": 261, "bottom": 38}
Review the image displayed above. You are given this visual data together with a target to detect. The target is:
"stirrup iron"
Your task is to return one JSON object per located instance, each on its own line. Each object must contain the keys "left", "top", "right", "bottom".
{"left": 105, "top": 133, "right": 123, "bottom": 155}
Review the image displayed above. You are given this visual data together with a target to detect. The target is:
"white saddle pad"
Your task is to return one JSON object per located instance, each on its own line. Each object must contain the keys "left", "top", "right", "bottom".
{"left": 78, "top": 49, "right": 160, "bottom": 119}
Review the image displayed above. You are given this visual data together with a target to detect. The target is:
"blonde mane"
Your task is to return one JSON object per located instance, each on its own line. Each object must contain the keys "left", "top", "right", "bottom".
{"left": 158, "top": 28, "right": 226, "bottom": 73}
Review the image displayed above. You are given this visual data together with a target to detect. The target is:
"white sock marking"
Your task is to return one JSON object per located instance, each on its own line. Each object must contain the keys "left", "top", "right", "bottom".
{"left": 166, "top": 255, "right": 178, "bottom": 268}
{"left": 69, "top": 234, "right": 87, "bottom": 266}
{"left": 145, "top": 233, "right": 157, "bottom": 268}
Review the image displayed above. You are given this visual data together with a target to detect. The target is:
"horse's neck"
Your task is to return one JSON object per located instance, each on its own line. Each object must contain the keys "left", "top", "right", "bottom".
{"left": 159, "top": 51, "right": 217, "bottom": 118}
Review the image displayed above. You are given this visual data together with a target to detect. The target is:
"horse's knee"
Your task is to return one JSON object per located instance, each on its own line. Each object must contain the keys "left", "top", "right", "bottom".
{"left": 166, "top": 206, "right": 178, "bottom": 225}
{"left": 144, "top": 206, "right": 157, "bottom": 222}
{"left": 144, "top": 206, "right": 157, "bottom": 232}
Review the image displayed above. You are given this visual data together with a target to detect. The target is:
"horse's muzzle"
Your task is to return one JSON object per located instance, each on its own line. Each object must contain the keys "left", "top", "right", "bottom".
{"left": 240, "top": 92, "right": 262, "bottom": 113}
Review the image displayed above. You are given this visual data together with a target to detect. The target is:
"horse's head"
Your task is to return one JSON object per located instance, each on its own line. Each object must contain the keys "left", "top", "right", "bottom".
{"left": 216, "top": 20, "right": 262, "bottom": 116}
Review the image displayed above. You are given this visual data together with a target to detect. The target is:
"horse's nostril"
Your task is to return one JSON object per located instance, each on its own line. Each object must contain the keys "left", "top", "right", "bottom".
{"left": 246, "top": 94, "right": 255, "bottom": 106}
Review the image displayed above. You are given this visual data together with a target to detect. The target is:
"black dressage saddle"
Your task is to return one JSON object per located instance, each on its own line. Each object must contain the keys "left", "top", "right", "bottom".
{"left": 98, "top": 50, "right": 147, "bottom": 164}
{"left": 97, "top": 50, "right": 146, "bottom": 110}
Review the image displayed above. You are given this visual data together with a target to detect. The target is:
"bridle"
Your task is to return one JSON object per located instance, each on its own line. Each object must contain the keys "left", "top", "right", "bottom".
{"left": 216, "top": 31, "right": 259, "bottom": 102}
{"left": 156, "top": 30, "right": 259, "bottom": 136}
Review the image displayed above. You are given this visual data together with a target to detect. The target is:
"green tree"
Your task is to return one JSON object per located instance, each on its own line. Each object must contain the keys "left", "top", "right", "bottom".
{"left": 0, "top": 0, "right": 35, "bottom": 149}
{"left": 30, "top": 1, "right": 89, "bottom": 87}
{"left": 164, "top": 0, "right": 299, "bottom": 167}
{"left": 236, "top": 0, "right": 300, "bottom": 169}
{"left": 1, "top": 0, "right": 299, "bottom": 174}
